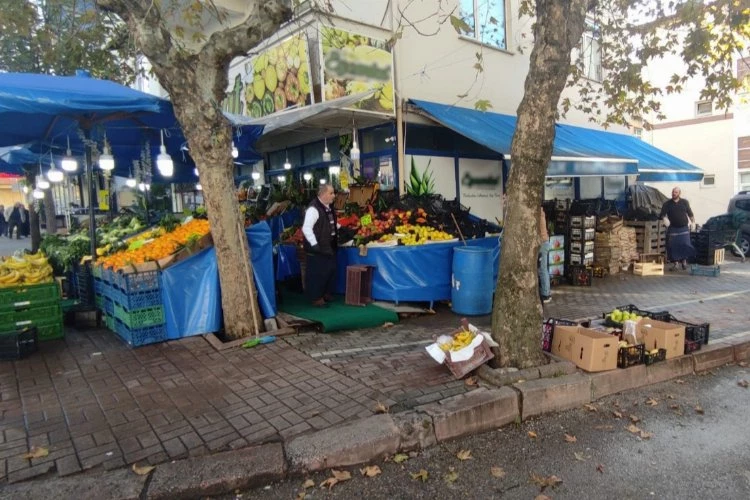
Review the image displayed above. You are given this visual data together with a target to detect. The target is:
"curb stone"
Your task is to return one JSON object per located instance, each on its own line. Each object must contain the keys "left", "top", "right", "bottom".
{"left": 6, "top": 337, "right": 747, "bottom": 499}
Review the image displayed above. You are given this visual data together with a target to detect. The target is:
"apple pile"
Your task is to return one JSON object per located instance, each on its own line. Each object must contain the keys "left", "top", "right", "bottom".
{"left": 606, "top": 308, "right": 644, "bottom": 324}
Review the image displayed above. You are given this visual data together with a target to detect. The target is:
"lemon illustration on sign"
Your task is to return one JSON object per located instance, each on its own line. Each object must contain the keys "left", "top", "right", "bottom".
{"left": 275, "top": 55, "right": 288, "bottom": 85}
{"left": 252, "top": 74, "right": 266, "bottom": 101}
{"left": 298, "top": 63, "right": 310, "bottom": 95}
{"left": 378, "top": 82, "right": 394, "bottom": 110}
{"left": 263, "top": 66, "right": 278, "bottom": 93}
{"left": 253, "top": 53, "right": 269, "bottom": 74}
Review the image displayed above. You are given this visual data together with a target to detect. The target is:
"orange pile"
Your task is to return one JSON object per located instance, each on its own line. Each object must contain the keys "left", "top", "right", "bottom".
{"left": 99, "top": 219, "right": 210, "bottom": 270}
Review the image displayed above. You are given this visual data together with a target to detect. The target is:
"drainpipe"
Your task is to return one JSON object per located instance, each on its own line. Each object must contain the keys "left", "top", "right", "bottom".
{"left": 389, "top": 0, "right": 406, "bottom": 195}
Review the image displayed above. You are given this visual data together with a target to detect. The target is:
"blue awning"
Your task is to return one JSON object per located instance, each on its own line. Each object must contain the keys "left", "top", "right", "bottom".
{"left": 409, "top": 99, "right": 703, "bottom": 181}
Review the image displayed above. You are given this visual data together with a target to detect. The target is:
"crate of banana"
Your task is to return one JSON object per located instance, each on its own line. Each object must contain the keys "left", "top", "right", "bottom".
{"left": 440, "top": 326, "right": 495, "bottom": 379}
{"left": 0, "top": 253, "right": 54, "bottom": 289}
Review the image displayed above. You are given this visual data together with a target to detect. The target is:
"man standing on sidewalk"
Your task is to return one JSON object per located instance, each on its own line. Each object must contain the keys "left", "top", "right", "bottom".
{"left": 302, "top": 184, "right": 338, "bottom": 307}
{"left": 659, "top": 186, "right": 696, "bottom": 270}
{"left": 539, "top": 207, "right": 551, "bottom": 303}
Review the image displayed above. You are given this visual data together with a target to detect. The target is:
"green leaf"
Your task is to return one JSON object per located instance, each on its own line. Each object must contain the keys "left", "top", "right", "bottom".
{"left": 474, "top": 99, "right": 493, "bottom": 111}
{"left": 449, "top": 15, "right": 472, "bottom": 35}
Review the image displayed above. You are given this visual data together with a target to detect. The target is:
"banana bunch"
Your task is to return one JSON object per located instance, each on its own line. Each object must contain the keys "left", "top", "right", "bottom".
{"left": 439, "top": 328, "right": 476, "bottom": 352}
{"left": 0, "top": 252, "right": 54, "bottom": 287}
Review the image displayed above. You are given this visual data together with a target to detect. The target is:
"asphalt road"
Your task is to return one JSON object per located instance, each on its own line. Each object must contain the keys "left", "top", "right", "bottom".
{"left": 232, "top": 363, "right": 750, "bottom": 500}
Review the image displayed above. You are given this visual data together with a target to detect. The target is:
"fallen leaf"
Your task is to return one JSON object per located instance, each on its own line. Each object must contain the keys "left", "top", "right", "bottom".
{"left": 695, "top": 405, "right": 704, "bottom": 414}
{"left": 22, "top": 446, "right": 49, "bottom": 460}
{"left": 583, "top": 403, "right": 598, "bottom": 412}
{"left": 564, "top": 434, "right": 577, "bottom": 443}
{"left": 464, "top": 376, "right": 478, "bottom": 387}
{"left": 574, "top": 452, "right": 586, "bottom": 461}
{"left": 728, "top": 308, "right": 735, "bottom": 313}
{"left": 528, "top": 431, "right": 538, "bottom": 439}
{"left": 535, "top": 496, "right": 552, "bottom": 500}
{"left": 626, "top": 424, "right": 641, "bottom": 434}
{"left": 132, "top": 463, "right": 155, "bottom": 476}
{"left": 612, "top": 411, "right": 623, "bottom": 419}
{"left": 382, "top": 322, "right": 395, "bottom": 328}
{"left": 639, "top": 430, "right": 653, "bottom": 439}
{"left": 456, "top": 449, "right": 473, "bottom": 461}
{"left": 296, "top": 492, "right": 306, "bottom": 500}
{"left": 302, "top": 479, "right": 315, "bottom": 489}
{"left": 594, "top": 425, "right": 614, "bottom": 431}
{"left": 320, "top": 478, "right": 338, "bottom": 489}
{"left": 613, "top": 400, "right": 621, "bottom": 407}
{"left": 374, "top": 401, "right": 390, "bottom": 414}
{"left": 667, "top": 394, "right": 675, "bottom": 399}
{"left": 739, "top": 361, "right": 748, "bottom": 368}
{"left": 669, "top": 403, "right": 680, "bottom": 410}
{"left": 360, "top": 465, "right": 381, "bottom": 477}
{"left": 629, "top": 415, "right": 641, "bottom": 423}
{"left": 490, "top": 466, "right": 506, "bottom": 478}
{"left": 393, "top": 453, "right": 409, "bottom": 463}
{"left": 738, "top": 380, "right": 749, "bottom": 388}
{"left": 443, "top": 470, "right": 459, "bottom": 483}
{"left": 675, "top": 379, "right": 686, "bottom": 384}
{"left": 646, "top": 398, "right": 658, "bottom": 406}
{"left": 410, "top": 469, "right": 429, "bottom": 482}
{"left": 596, "top": 464, "right": 605, "bottom": 473}
{"left": 320, "top": 470, "right": 351, "bottom": 490}
{"left": 530, "top": 473, "right": 563, "bottom": 491}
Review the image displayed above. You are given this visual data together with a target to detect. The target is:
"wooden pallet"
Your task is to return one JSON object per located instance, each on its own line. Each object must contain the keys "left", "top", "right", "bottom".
{"left": 633, "top": 262, "right": 664, "bottom": 276}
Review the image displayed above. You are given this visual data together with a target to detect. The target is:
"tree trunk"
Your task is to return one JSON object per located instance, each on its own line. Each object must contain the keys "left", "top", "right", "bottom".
{"left": 44, "top": 189, "right": 57, "bottom": 234}
{"left": 491, "top": 0, "right": 592, "bottom": 368}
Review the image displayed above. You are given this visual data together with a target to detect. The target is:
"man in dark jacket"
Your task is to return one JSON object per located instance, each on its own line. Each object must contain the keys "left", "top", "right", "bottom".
{"left": 659, "top": 186, "right": 695, "bottom": 270}
{"left": 302, "top": 184, "right": 338, "bottom": 307}
{"left": 7, "top": 203, "right": 22, "bottom": 239}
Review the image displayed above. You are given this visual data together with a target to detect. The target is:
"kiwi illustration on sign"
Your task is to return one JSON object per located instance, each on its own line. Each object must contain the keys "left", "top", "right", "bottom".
{"left": 321, "top": 27, "right": 394, "bottom": 113}
{"left": 243, "top": 34, "right": 311, "bottom": 118}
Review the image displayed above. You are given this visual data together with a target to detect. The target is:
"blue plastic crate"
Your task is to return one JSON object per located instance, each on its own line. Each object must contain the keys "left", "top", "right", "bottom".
{"left": 113, "top": 317, "right": 168, "bottom": 347}
{"left": 113, "top": 270, "right": 161, "bottom": 294}
{"left": 103, "top": 297, "right": 114, "bottom": 316}
{"left": 689, "top": 264, "right": 720, "bottom": 277}
{"left": 112, "top": 288, "right": 162, "bottom": 311}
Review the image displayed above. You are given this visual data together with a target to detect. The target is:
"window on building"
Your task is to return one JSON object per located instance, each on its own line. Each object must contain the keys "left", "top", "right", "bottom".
{"left": 580, "top": 21, "right": 602, "bottom": 82}
{"left": 633, "top": 127, "right": 643, "bottom": 139}
{"left": 701, "top": 174, "right": 715, "bottom": 187}
{"left": 696, "top": 101, "right": 713, "bottom": 116}
{"left": 459, "top": 0, "right": 507, "bottom": 50}
{"left": 739, "top": 173, "right": 750, "bottom": 192}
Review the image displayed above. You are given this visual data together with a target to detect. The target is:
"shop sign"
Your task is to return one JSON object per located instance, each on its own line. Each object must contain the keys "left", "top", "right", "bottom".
{"left": 458, "top": 159, "right": 503, "bottom": 223}
{"left": 98, "top": 189, "right": 109, "bottom": 211}
{"left": 320, "top": 26, "right": 394, "bottom": 115}
{"left": 231, "top": 33, "right": 313, "bottom": 118}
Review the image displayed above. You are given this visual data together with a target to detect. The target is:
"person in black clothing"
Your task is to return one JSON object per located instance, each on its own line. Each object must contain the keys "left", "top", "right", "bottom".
{"left": 7, "top": 203, "right": 22, "bottom": 239}
{"left": 301, "top": 184, "right": 338, "bottom": 307}
{"left": 659, "top": 186, "right": 696, "bottom": 270}
{"left": 21, "top": 205, "right": 30, "bottom": 238}
{"left": 0, "top": 205, "right": 5, "bottom": 237}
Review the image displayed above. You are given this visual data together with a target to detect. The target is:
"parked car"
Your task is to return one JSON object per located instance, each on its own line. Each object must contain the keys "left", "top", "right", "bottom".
{"left": 726, "top": 191, "right": 750, "bottom": 255}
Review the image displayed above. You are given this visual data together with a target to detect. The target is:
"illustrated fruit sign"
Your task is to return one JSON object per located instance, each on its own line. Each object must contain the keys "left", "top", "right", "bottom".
{"left": 320, "top": 26, "right": 394, "bottom": 114}
{"left": 243, "top": 33, "right": 313, "bottom": 118}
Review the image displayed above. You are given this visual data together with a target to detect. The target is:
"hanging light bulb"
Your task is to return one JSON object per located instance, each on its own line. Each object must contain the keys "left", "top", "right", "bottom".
{"left": 303, "top": 172, "right": 312, "bottom": 182}
{"left": 126, "top": 177, "right": 137, "bottom": 188}
{"left": 196, "top": 183, "right": 203, "bottom": 191}
{"left": 37, "top": 176, "right": 50, "bottom": 190}
{"left": 61, "top": 135, "right": 78, "bottom": 172}
{"left": 328, "top": 165, "right": 340, "bottom": 176}
{"left": 319, "top": 179, "right": 327, "bottom": 185}
{"left": 156, "top": 129, "right": 173, "bottom": 177}
{"left": 138, "top": 182, "right": 146, "bottom": 192}
{"left": 47, "top": 152, "right": 63, "bottom": 183}
{"left": 350, "top": 124, "right": 360, "bottom": 161}
{"left": 277, "top": 175, "right": 286, "bottom": 183}
{"left": 322, "top": 137, "right": 332, "bottom": 162}
{"left": 22, "top": 185, "right": 29, "bottom": 194}
{"left": 99, "top": 137, "right": 115, "bottom": 171}
{"left": 145, "top": 184, "right": 151, "bottom": 191}
{"left": 283, "top": 150, "right": 291, "bottom": 170}
{"left": 231, "top": 142, "right": 239, "bottom": 159}
{"left": 251, "top": 171, "right": 261, "bottom": 181}
{"left": 32, "top": 188, "right": 45, "bottom": 199}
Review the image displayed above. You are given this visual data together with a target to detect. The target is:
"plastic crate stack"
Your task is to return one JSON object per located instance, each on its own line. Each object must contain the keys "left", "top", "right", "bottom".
{"left": 0, "top": 283, "right": 63, "bottom": 359}
{"left": 93, "top": 265, "right": 167, "bottom": 347}
{"left": 567, "top": 215, "right": 595, "bottom": 286}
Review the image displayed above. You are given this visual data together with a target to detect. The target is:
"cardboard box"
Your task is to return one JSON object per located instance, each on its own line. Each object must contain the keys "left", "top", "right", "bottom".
{"left": 552, "top": 325, "right": 618, "bottom": 372}
{"left": 551, "top": 324, "right": 578, "bottom": 360}
{"left": 572, "top": 329, "right": 618, "bottom": 372}
{"left": 548, "top": 249, "right": 565, "bottom": 265}
{"left": 637, "top": 319, "right": 685, "bottom": 359}
{"left": 549, "top": 235, "right": 565, "bottom": 250}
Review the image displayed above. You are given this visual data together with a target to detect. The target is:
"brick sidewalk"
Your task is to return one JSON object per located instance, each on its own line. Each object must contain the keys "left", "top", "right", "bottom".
{"left": 2, "top": 258, "right": 749, "bottom": 483}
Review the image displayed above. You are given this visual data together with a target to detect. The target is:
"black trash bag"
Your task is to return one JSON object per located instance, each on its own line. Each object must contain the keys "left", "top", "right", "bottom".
{"left": 626, "top": 185, "right": 668, "bottom": 219}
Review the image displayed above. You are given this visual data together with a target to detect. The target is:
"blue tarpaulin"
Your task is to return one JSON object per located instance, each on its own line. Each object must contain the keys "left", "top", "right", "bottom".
{"left": 160, "top": 222, "right": 277, "bottom": 339}
{"left": 0, "top": 71, "right": 263, "bottom": 182}
{"left": 410, "top": 99, "right": 703, "bottom": 182}
{"left": 334, "top": 237, "right": 501, "bottom": 303}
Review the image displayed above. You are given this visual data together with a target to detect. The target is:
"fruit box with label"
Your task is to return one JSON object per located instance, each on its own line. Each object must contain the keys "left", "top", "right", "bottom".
{"left": 548, "top": 249, "right": 565, "bottom": 265}
{"left": 637, "top": 319, "right": 685, "bottom": 359}
{"left": 552, "top": 325, "right": 618, "bottom": 372}
{"left": 549, "top": 235, "right": 565, "bottom": 250}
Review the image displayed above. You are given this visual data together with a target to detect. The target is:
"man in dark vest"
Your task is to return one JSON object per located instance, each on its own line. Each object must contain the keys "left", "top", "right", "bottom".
{"left": 302, "top": 184, "right": 338, "bottom": 307}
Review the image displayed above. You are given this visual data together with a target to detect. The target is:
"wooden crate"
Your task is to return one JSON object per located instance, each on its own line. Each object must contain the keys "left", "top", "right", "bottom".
{"left": 625, "top": 221, "right": 666, "bottom": 255}
{"left": 633, "top": 262, "right": 664, "bottom": 276}
{"left": 345, "top": 265, "right": 374, "bottom": 306}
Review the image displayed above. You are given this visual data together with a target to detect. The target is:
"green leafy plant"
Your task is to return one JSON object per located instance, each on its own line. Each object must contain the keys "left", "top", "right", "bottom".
{"left": 406, "top": 157, "right": 435, "bottom": 197}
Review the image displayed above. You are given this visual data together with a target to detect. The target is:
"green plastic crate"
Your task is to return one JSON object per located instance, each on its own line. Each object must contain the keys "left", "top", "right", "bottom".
{"left": 0, "top": 301, "right": 62, "bottom": 331}
{"left": 104, "top": 313, "right": 115, "bottom": 332}
{"left": 36, "top": 321, "right": 64, "bottom": 341}
{"left": 0, "top": 283, "right": 60, "bottom": 311}
{"left": 113, "top": 303, "right": 164, "bottom": 329}
{"left": 92, "top": 265, "right": 103, "bottom": 279}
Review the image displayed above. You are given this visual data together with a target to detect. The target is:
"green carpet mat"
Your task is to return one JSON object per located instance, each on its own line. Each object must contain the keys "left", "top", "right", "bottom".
{"left": 278, "top": 293, "right": 398, "bottom": 332}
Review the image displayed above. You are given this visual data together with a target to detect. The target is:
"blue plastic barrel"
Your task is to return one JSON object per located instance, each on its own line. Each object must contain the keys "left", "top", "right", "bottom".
{"left": 451, "top": 246, "right": 494, "bottom": 315}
